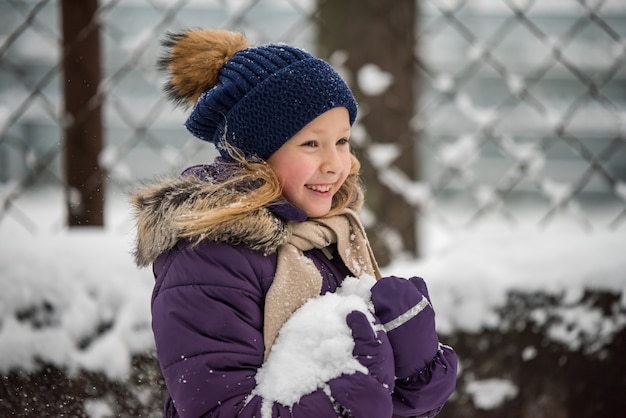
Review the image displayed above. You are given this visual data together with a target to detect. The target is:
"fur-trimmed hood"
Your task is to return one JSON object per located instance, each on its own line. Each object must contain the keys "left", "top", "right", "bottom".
{"left": 130, "top": 167, "right": 294, "bottom": 267}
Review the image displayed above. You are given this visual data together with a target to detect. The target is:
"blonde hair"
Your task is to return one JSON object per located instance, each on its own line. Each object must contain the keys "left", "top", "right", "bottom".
{"left": 175, "top": 147, "right": 363, "bottom": 238}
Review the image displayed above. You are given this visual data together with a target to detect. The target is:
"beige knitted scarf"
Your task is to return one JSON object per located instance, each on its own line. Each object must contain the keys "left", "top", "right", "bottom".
{"left": 263, "top": 208, "right": 381, "bottom": 359}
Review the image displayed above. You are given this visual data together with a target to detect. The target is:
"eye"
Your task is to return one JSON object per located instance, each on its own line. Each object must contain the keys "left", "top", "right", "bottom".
{"left": 301, "top": 140, "right": 318, "bottom": 147}
{"left": 337, "top": 138, "right": 350, "bottom": 146}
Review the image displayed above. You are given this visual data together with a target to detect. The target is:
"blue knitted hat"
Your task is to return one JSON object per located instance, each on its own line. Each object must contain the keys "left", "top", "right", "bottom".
{"left": 159, "top": 29, "right": 357, "bottom": 160}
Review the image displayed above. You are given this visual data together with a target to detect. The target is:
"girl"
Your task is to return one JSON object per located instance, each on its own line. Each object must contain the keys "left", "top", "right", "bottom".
{"left": 132, "top": 29, "right": 457, "bottom": 418}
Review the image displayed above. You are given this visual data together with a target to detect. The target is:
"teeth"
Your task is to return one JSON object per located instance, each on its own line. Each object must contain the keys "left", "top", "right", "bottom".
{"left": 307, "top": 184, "right": 333, "bottom": 192}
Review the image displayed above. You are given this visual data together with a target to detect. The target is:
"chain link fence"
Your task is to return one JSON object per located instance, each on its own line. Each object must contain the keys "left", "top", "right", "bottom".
{"left": 1, "top": 0, "right": 625, "bottom": 237}
{"left": 416, "top": 0, "right": 626, "bottom": 232}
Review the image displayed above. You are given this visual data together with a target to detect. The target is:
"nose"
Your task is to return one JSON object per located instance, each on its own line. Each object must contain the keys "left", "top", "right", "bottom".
{"left": 321, "top": 147, "right": 343, "bottom": 174}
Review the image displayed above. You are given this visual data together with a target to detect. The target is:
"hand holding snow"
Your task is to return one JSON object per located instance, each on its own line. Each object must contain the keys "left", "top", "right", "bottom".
{"left": 252, "top": 275, "right": 377, "bottom": 413}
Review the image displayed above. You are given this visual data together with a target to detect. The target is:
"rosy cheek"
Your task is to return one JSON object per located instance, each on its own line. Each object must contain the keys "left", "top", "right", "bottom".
{"left": 335, "top": 175, "right": 348, "bottom": 193}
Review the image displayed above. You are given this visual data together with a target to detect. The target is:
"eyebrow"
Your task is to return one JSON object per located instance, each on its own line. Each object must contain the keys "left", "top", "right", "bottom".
{"left": 309, "top": 126, "right": 351, "bottom": 136}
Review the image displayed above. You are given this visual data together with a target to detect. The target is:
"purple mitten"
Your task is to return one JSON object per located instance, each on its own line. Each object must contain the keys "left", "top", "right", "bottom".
{"left": 371, "top": 276, "right": 439, "bottom": 379}
{"left": 328, "top": 311, "right": 394, "bottom": 417}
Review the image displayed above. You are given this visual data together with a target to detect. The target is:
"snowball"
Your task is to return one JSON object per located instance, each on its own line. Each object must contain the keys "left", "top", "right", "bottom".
{"left": 252, "top": 276, "right": 376, "bottom": 417}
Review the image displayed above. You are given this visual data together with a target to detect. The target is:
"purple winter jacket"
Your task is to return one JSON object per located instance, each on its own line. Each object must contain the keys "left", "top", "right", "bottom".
{"left": 132, "top": 166, "right": 457, "bottom": 418}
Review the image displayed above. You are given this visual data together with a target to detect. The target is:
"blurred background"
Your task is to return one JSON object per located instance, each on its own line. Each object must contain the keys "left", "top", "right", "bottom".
{"left": 0, "top": 0, "right": 625, "bottom": 417}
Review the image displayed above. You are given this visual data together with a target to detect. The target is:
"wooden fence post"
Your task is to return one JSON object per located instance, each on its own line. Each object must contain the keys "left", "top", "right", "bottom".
{"left": 60, "top": 0, "right": 104, "bottom": 226}
{"left": 319, "top": 0, "right": 419, "bottom": 264}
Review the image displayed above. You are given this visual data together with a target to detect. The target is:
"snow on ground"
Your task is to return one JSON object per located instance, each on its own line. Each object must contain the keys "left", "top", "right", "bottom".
{"left": 0, "top": 189, "right": 625, "bottom": 410}
{"left": 389, "top": 220, "right": 626, "bottom": 336}
{"left": 0, "top": 190, "right": 155, "bottom": 379}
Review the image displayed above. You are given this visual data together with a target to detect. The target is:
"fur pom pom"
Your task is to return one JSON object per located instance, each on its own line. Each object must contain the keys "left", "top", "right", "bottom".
{"left": 158, "top": 29, "right": 250, "bottom": 107}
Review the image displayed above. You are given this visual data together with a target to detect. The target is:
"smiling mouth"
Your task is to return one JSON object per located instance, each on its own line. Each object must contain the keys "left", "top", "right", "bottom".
{"left": 306, "top": 184, "right": 333, "bottom": 193}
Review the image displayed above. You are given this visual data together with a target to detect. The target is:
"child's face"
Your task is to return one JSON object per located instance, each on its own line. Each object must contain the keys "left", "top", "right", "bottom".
{"left": 267, "top": 107, "right": 352, "bottom": 218}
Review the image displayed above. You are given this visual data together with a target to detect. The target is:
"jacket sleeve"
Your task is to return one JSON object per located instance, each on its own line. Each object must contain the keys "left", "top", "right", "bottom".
{"left": 151, "top": 240, "right": 377, "bottom": 418}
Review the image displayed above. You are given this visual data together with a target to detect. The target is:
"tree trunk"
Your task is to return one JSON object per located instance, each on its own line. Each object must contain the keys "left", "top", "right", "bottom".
{"left": 318, "top": 0, "right": 419, "bottom": 265}
{"left": 61, "top": 0, "right": 104, "bottom": 227}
